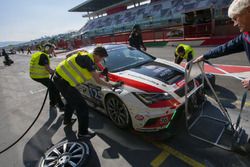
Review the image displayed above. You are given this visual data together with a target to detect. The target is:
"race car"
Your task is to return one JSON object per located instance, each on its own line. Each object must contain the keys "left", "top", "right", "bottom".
{"left": 66, "top": 44, "right": 207, "bottom": 132}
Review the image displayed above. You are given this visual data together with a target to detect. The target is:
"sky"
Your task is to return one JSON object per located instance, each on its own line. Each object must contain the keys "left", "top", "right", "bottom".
{"left": 0, "top": 0, "right": 87, "bottom": 42}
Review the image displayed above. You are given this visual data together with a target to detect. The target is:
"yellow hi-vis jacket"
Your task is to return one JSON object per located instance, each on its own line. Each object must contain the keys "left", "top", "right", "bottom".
{"left": 29, "top": 52, "right": 50, "bottom": 79}
{"left": 175, "top": 44, "right": 194, "bottom": 59}
{"left": 56, "top": 52, "right": 94, "bottom": 87}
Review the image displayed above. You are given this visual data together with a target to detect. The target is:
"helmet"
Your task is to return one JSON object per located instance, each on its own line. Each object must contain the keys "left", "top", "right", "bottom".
{"left": 93, "top": 46, "right": 108, "bottom": 57}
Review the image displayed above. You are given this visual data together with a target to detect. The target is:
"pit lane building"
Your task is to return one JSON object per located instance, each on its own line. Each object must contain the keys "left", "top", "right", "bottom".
{"left": 68, "top": 0, "right": 237, "bottom": 47}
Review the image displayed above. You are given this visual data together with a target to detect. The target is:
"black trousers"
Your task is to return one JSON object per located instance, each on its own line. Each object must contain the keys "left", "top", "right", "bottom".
{"left": 53, "top": 74, "right": 89, "bottom": 134}
{"left": 32, "top": 78, "right": 64, "bottom": 108}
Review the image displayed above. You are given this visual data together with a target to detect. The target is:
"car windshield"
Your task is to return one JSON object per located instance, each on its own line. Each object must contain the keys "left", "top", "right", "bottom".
{"left": 101, "top": 47, "right": 155, "bottom": 72}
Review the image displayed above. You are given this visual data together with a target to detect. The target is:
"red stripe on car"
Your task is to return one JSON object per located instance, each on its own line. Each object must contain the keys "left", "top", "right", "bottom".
{"left": 97, "top": 63, "right": 164, "bottom": 93}
{"left": 108, "top": 73, "right": 165, "bottom": 93}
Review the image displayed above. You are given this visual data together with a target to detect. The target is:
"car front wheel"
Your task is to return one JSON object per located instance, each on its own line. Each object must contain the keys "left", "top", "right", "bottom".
{"left": 105, "top": 95, "right": 131, "bottom": 129}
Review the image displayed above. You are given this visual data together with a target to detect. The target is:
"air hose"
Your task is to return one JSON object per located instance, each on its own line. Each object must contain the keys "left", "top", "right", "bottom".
{"left": 0, "top": 75, "right": 53, "bottom": 154}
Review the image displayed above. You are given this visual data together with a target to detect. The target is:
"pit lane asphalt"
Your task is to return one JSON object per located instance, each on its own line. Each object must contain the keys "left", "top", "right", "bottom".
{"left": 0, "top": 46, "right": 250, "bottom": 167}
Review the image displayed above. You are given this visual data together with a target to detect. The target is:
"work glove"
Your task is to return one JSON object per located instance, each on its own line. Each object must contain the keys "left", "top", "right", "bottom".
{"left": 112, "top": 81, "right": 124, "bottom": 90}
{"left": 101, "top": 68, "right": 109, "bottom": 81}
{"left": 101, "top": 68, "right": 109, "bottom": 76}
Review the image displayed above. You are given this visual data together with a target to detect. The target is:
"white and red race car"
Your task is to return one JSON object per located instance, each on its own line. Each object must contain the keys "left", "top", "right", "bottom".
{"left": 66, "top": 44, "right": 208, "bottom": 132}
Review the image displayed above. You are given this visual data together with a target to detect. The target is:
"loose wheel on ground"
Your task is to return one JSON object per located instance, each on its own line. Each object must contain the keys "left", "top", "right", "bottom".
{"left": 38, "top": 140, "right": 90, "bottom": 167}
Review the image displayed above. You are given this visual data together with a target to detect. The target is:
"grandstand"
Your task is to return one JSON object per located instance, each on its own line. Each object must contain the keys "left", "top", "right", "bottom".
{"left": 69, "top": 0, "right": 238, "bottom": 45}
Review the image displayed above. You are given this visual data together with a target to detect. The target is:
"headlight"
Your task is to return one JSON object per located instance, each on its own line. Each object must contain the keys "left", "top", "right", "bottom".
{"left": 133, "top": 92, "right": 173, "bottom": 105}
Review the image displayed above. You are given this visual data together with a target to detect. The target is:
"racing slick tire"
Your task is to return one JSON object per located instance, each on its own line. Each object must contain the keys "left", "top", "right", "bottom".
{"left": 105, "top": 95, "right": 132, "bottom": 129}
{"left": 38, "top": 140, "right": 90, "bottom": 167}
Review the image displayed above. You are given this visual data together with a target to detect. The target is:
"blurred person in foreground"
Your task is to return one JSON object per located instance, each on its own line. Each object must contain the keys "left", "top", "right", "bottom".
{"left": 129, "top": 24, "right": 147, "bottom": 51}
{"left": 2, "top": 49, "right": 14, "bottom": 66}
{"left": 53, "top": 46, "right": 115, "bottom": 140}
{"left": 193, "top": 0, "right": 250, "bottom": 154}
{"left": 29, "top": 43, "right": 65, "bottom": 111}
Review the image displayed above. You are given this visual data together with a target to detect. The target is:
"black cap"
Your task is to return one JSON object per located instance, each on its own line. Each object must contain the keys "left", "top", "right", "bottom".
{"left": 177, "top": 46, "right": 185, "bottom": 54}
{"left": 133, "top": 24, "right": 141, "bottom": 31}
{"left": 93, "top": 46, "right": 108, "bottom": 57}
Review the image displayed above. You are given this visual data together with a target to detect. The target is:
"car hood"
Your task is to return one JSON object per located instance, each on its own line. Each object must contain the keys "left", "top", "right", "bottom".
{"left": 130, "top": 61, "right": 184, "bottom": 84}
{"left": 110, "top": 60, "right": 185, "bottom": 93}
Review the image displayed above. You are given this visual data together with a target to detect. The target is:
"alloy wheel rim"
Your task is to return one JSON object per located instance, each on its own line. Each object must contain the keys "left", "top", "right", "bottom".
{"left": 107, "top": 97, "right": 129, "bottom": 127}
{"left": 40, "top": 142, "right": 89, "bottom": 167}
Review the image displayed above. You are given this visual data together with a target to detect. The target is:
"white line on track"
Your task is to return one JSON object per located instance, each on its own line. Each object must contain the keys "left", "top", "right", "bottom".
{"left": 29, "top": 88, "right": 46, "bottom": 94}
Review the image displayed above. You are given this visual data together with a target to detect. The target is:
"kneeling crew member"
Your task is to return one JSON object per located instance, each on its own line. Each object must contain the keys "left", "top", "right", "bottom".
{"left": 53, "top": 46, "right": 113, "bottom": 139}
{"left": 29, "top": 43, "right": 65, "bottom": 110}
{"left": 174, "top": 44, "right": 194, "bottom": 64}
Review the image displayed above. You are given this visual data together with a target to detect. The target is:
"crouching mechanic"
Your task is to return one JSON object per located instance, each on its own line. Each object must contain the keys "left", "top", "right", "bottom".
{"left": 174, "top": 44, "right": 194, "bottom": 64}
{"left": 53, "top": 46, "right": 114, "bottom": 139}
{"left": 29, "top": 43, "right": 65, "bottom": 111}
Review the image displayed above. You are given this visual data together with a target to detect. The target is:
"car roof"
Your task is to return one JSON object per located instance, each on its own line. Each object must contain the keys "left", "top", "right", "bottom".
{"left": 84, "top": 44, "right": 127, "bottom": 52}
{"left": 65, "top": 44, "right": 128, "bottom": 58}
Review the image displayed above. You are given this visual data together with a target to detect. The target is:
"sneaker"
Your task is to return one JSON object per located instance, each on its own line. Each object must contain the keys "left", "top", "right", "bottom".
{"left": 63, "top": 118, "right": 77, "bottom": 126}
{"left": 78, "top": 130, "right": 96, "bottom": 140}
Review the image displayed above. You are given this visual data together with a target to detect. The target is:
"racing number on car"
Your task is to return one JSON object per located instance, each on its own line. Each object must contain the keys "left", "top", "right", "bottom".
{"left": 88, "top": 85, "right": 102, "bottom": 99}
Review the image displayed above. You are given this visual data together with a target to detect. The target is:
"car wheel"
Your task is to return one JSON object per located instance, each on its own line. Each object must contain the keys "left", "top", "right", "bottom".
{"left": 38, "top": 141, "right": 90, "bottom": 167}
{"left": 105, "top": 95, "right": 131, "bottom": 129}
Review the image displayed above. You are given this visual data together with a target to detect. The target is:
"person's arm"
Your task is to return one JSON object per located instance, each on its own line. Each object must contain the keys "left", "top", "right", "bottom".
{"left": 139, "top": 34, "right": 146, "bottom": 51}
{"left": 44, "top": 64, "right": 54, "bottom": 74}
{"left": 76, "top": 55, "right": 113, "bottom": 89}
{"left": 194, "top": 34, "right": 245, "bottom": 63}
{"left": 203, "top": 34, "right": 245, "bottom": 59}
{"left": 174, "top": 53, "right": 179, "bottom": 63}
{"left": 141, "top": 44, "right": 147, "bottom": 51}
{"left": 91, "top": 71, "right": 113, "bottom": 89}
{"left": 187, "top": 52, "right": 193, "bottom": 62}
{"left": 242, "top": 79, "right": 250, "bottom": 90}
{"left": 52, "top": 50, "right": 56, "bottom": 57}
{"left": 39, "top": 54, "right": 54, "bottom": 74}
{"left": 129, "top": 33, "right": 134, "bottom": 47}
